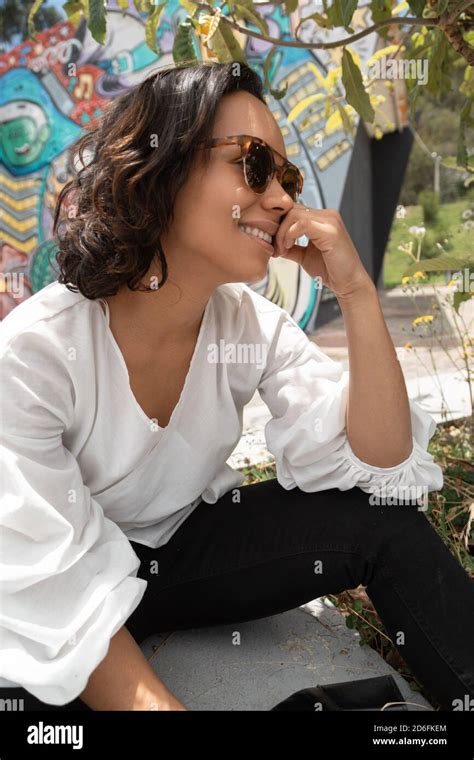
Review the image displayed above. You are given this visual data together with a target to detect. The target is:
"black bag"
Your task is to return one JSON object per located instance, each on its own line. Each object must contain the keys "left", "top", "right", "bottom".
{"left": 270, "top": 675, "right": 411, "bottom": 711}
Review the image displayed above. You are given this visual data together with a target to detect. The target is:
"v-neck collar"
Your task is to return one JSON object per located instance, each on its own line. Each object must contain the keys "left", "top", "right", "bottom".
{"left": 97, "top": 291, "right": 214, "bottom": 435}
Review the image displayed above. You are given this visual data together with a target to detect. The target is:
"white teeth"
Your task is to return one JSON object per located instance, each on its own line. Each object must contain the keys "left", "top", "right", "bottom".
{"left": 238, "top": 225, "right": 273, "bottom": 244}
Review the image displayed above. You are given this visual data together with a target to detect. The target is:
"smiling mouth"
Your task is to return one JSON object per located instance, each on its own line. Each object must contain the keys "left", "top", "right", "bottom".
{"left": 237, "top": 224, "right": 275, "bottom": 253}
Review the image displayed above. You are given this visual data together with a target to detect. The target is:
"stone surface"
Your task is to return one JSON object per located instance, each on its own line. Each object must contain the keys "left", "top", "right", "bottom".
{"left": 141, "top": 601, "right": 433, "bottom": 711}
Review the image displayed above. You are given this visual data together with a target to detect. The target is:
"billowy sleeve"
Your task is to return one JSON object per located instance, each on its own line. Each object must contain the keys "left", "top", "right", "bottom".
{"left": 0, "top": 335, "right": 147, "bottom": 706}
{"left": 258, "top": 310, "right": 443, "bottom": 499}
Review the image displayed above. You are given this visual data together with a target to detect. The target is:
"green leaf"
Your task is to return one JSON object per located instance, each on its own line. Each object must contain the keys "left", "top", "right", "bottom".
{"left": 406, "top": 0, "right": 424, "bottom": 14}
{"left": 403, "top": 254, "right": 473, "bottom": 275}
{"left": 336, "top": 101, "right": 355, "bottom": 136}
{"left": 233, "top": 4, "right": 269, "bottom": 36}
{"left": 407, "top": 80, "right": 425, "bottom": 124}
{"left": 409, "top": 41, "right": 434, "bottom": 59}
{"left": 172, "top": 18, "right": 198, "bottom": 64}
{"left": 327, "top": 0, "right": 357, "bottom": 28}
{"left": 369, "top": 0, "right": 392, "bottom": 23}
{"left": 295, "top": 11, "right": 333, "bottom": 38}
{"left": 453, "top": 290, "right": 473, "bottom": 314}
{"left": 422, "top": 5, "right": 439, "bottom": 18}
{"left": 457, "top": 98, "right": 474, "bottom": 170}
{"left": 229, "top": 0, "right": 252, "bottom": 8}
{"left": 207, "top": 19, "right": 247, "bottom": 64}
{"left": 134, "top": 0, "right": 153, "bottom": 12}
{"left": 426, "top": 29, "right": 450, "bottom": 99}
{"left": 283, "top": 0, "right": 298, "bottom": 14}
{"left": 436, "top": 0, "right": 449, "bottom": 13}
{"left": 341, "top": 48, "right": 375, "bottom": 123}
{"left": 145, "top": 2, "right": 165, "bottom": 53}
{"left": 28, "top": 0, "right": 45, "bottom": 39}
{"left": 85, "top": 0, "right": 107, "bottom": 45}
{"left": 62, "top": 0, "right": 85, "bottom": 25}
{"left": 441, "top": 156, "right": 472, "bottom": 172}
{"left": 178, "top": 0, "right": 199, "bottom": 16}
{"left": 309, "top": 11, "right": 333, "bottom": 28}
{"left": 263, "top": 47, "right": 288, "bottom": 100}
{"left": 63, "top": 0, "right": 84, "bottom": 15}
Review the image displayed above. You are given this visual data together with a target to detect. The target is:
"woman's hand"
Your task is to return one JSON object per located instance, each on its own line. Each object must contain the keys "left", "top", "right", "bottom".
{"left": 272, "top": 203, "right": 373, "bottom": 300}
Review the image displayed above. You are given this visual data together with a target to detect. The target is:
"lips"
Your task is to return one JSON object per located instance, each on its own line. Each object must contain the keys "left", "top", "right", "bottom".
{"left": 237, "top": 225, "right": 275, "bottom": 254}
{"left": 239, "top": 219, "right": 279, "bottom": 237}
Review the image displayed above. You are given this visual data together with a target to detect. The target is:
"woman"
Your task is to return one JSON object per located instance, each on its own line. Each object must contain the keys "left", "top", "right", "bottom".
{"left": 0, "top": 62, "right": 473, "bottom": 713}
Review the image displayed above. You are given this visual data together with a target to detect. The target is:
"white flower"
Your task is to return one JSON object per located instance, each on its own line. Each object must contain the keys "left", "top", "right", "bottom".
{"left": 409, "top": 226, "right": 426, "bottom": 238}
{"left": 461, "top": 209, "right": 473, "bottom": 220}
{"left": 463, "top": 220, "right": 474, "bottom": 230}
{"left": 396, "top": 205, "right": 407, "bottom": 219}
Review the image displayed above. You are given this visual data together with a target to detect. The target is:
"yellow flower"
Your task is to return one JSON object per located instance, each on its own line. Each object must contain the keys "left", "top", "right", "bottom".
{"left": 447, "top": 279, "right": 457, "bottom": 288}
{"left": 404, "top": 342, "right": 413, "bottom": 350}
{"left": 413, "top": 271, "right": 427, "bottom": 280}
{"left": 401, "top": 276, "right": 411, "bottom": 285}
{"left": 412, "top": 315, "right": 434, "bottom": 327}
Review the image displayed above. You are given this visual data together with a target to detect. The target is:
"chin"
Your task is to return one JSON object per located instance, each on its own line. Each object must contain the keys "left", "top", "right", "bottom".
{"left": 233, "top": 260, "right": 269, "bottom": 284}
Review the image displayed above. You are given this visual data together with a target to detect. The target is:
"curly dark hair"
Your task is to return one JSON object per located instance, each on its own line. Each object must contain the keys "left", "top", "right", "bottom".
{"left": 54, "top": 61, "right": 266, "bottom": 299}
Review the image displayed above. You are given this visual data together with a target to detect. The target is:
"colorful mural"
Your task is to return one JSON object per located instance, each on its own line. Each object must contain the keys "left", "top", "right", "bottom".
{"left": 0, "top": 0, "right": 390, "bottom": 328}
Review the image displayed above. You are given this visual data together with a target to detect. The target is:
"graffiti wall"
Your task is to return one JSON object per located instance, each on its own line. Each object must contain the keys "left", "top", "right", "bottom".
{"left": 0, "top": 0, "right": 389, "bottom": 328}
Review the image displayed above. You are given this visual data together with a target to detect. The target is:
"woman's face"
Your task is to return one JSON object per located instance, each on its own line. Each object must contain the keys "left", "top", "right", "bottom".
{"left": 159, "top": 90, "right": 296, "bottom": 287}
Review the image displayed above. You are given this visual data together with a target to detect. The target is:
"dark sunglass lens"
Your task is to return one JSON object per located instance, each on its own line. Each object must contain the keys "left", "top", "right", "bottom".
{"left": 245, "top": 142, "right": 273, "bottom": 192}
{"left": 281, "top": 167, "right": 299, "bottom": 200}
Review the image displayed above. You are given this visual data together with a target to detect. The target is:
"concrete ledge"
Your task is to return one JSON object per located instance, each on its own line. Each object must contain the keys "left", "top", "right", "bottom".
{"left": 141, "top": 600, "right": 433, "bottom": 711}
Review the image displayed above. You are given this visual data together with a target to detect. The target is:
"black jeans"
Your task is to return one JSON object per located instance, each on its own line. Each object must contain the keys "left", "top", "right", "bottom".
{"left": 2, "top": 479, "right": 474, "bottom": 711}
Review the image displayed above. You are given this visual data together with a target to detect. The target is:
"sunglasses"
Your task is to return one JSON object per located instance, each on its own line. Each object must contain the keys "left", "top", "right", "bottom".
{"left": 197, "top": 134, "right": 304, "bottom": 202}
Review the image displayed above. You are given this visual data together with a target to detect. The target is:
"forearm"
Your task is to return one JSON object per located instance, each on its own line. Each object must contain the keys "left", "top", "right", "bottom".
{"left": 337, "top": 281, "right": 413, "bottom": 467}
{"left": 79, "top": 625, "right": 187, "bottom": 710}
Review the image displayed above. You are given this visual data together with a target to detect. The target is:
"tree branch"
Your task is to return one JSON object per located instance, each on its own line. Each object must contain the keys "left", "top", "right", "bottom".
{"left": 193, "top": 3, "right": 438, "bottom": 50}
{"left": 439, "top": 0, "right": 474, "bottom": 65}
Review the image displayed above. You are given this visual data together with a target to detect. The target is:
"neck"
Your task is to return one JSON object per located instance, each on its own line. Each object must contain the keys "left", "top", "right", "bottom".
{"left": 102, "top": 267, "right": 216, "bottom": 353}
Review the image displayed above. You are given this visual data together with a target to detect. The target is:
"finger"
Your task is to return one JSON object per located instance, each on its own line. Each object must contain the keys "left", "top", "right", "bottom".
{"left": 274, "top": 208, "right": 333, "bottom": 253}
{"left": 282, "top": 218, "right": 330, "bottom": 250}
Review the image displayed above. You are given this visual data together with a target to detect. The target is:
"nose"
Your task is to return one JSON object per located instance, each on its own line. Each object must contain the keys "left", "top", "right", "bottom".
{"left": 260, "top": 174, "right": 295, "bottom": 214}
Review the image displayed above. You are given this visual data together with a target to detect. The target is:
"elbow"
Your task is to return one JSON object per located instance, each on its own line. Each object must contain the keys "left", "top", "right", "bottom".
{"left": 374, "top": 440, "right": 415, "bottom": 469}
{"left": 349, "top": 438, "right": 414, "bottom": 470}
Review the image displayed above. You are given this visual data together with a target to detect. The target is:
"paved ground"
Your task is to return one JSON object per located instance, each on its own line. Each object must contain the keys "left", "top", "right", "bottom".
{"left": 142, "top": 602, "right": 434, "bottom": 711}
{"left": 313, "top": 284, "right": 461, "bottom": 350}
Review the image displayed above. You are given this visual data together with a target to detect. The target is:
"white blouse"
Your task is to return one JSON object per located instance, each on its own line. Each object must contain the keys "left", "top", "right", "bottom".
{"left": 0, "top": 279, "right": 443, "bottom": 705}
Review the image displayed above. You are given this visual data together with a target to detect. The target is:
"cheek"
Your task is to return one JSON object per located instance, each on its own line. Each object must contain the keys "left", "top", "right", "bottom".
{"left": 171, "top": 165, "right": 254, "bottom": 251}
